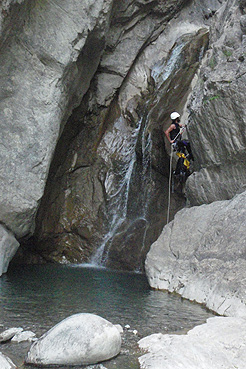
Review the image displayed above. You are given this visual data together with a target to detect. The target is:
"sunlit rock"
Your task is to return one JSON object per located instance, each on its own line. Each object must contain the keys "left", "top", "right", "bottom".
{"left": 0, "top": 328, "right": 23, "bottom": 343}
{"left": 145, "top": 190, "right": 246, "bottom": 317}
{"left": 26, "top": 313, "right": 121, "bottom": 366}
{"left": 138, "top": 316, "right": 246, "bottom": 369}
{"left": 0, "top": 352, "right": 16, "bottom": 369}
{"left": 11, "top": 330, "right": 36, "bottom": 343}
{"left": 0, "top": 226, "right": 19, "bottom": 276}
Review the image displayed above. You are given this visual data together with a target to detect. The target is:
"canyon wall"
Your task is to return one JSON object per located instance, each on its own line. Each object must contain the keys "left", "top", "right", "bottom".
{"left": 145, "top": 0, "right": 246, "bottom": 320}
{"left": 186, "top": 0, "right": 246, "bottom": 205}
{"left": 1, "top": 0, "right": 240, "bottom": 274}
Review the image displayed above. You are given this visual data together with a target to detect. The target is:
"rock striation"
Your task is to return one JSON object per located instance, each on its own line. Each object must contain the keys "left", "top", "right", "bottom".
{"left": 186, "top": 0, "right": 246, "bottom": 205}
{"left": 26, "top": 313, "right": 121, "bottom": 366}
{"left": 145, "top": 190, "right": 246, "bottom": 317}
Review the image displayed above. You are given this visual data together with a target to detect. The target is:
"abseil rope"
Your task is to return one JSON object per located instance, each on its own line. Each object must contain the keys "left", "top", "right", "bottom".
{"left": 166, "top": 144, "right": 173, "bottom": 224}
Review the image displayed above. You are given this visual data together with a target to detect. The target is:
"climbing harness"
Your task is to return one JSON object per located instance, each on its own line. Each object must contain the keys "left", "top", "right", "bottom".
{"left": 176, "top": 152, "right": 190, "bottom": 170}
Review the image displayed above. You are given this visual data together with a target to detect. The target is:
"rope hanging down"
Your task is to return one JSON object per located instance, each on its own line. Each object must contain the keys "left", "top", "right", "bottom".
{"left": 166, "top": 144, "right": 173, "bottom": 224}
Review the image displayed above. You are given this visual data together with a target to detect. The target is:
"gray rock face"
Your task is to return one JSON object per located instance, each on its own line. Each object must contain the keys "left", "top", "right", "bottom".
{"left": 26, "top": 313, "right": 121, "bottom": 366}
{"left": 0, "top": 352, "right": 16, "bottom": 369}
{"left": 186, "top": 1, "right": 246, "bottom": 205}
{"left": 31, "top": 0, "right": 216, "bottom": 269}
{"left": 0, "top": 0, "right": 238, "bottom": 272}
{"left": 0, "top": 225, "right": 19, "bottom": 276}
{"left": 0, "top": 0, "right": 113, "bottom": 239}
{"left": 145, "top": 189, "right": 246, "bottom": 317}
{"left": 138, "top": 316, "right": 246, "bottom": 369}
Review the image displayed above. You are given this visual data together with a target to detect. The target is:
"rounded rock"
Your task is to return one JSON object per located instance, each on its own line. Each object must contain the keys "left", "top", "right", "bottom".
{"left": 25, "top": 313, "right": 121, "bottom": 366}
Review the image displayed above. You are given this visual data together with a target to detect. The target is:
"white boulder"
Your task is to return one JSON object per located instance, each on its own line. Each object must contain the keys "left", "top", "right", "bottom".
{"left": 0, "top": 328, "right": 23, "bottom": 343}
{"left": 0, "top": 352, "right": 16, "bottom": 369}
{"left": 11, "top": 330, "right": 36, "bottom": 343}
{"left": 26, "top": 313, "right": 121, "bottom": 366}
{"left": 138, "top": 316, "right": 246, "bottom": 369}
{"left": 145, "top": 190, "right": 246, "bottom": 317}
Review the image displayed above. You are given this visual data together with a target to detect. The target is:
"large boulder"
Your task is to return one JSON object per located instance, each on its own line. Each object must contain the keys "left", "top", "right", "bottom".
{"left": 0, "top": 225, "right": 19, "bottom": 276}
{"left": 138, "top": 316, "right": 246, "bottom": 369}
{"left": 145, "top": 189, "right": 246, "bottom": 317}
{"left": 26, "top": 313, "right": 121, "bottom": 366}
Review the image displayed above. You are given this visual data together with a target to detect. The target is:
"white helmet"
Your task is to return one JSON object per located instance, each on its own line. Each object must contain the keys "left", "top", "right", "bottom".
{"left": 170, "top": 112, "right": 180, "bottom": 120}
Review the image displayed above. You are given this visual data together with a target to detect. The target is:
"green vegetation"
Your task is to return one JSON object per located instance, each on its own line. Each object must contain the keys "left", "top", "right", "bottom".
{"left": 209, "top": 56, "right": 217, "bottom": 70}
{"left": 222, "top": 48, "right": 233, "bottom": 58}
{"left": 203, "top": 95, "right": 220, "bottom": 105}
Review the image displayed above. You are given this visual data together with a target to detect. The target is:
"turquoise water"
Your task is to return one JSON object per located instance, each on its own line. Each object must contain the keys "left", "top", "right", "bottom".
{"left": 0, "top": 264, "right": 214, "bottom": 368}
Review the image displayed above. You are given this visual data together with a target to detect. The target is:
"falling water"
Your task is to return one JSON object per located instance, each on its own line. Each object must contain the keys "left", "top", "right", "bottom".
{"left": 151, "top": 42, "right": 184, "bottom": 85}
{"left": 90, "top": 104, "right": 154, "bottom": 268}
{"left": 90, "top": 116, "right": 142, "bottom": 265}
{"left": 90, "top": 156, "right": 138, "bottom": 264}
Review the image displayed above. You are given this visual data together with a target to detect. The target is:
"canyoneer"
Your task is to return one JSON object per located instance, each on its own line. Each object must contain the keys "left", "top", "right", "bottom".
{"left": 164, "top": 111, "right": 194, "bottom": 184}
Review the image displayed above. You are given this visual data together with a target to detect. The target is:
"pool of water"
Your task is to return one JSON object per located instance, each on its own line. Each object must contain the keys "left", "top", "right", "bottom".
{"left": 0, "top": 264, "right": 215, "bottom": 368}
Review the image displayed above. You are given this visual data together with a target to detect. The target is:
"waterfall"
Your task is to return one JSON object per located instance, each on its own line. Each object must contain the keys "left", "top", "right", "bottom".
{"left": 90, "top": 156, "right": 137, "bottom": 265}
{"left": 90, "top": 107, "right": 153, "bottom": 267}
{"left": 90, "top": 116, "right": 142, "bottom": 265}
{"left": 151, "top": 42, "right": 184, "bottom": 86}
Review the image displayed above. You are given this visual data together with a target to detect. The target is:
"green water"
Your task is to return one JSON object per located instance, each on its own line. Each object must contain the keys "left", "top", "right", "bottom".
{"left": 0, "top": 264, "right": 214, "bottom": 368}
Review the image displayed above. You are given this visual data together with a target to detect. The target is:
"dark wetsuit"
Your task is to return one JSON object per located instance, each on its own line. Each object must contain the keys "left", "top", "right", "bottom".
{"left": 170, "top": 122, "right": 194, "bottom": 160}
{"left": 170, "top": 122, "right": 180, "bottom": 142}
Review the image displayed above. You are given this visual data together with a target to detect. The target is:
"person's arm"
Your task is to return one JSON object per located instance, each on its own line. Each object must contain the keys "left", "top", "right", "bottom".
{"left": 164, "top": 124, "right": 175, "bottom": 143}
{"left": 178, "top": 122, "right": 186, "bottom": 136}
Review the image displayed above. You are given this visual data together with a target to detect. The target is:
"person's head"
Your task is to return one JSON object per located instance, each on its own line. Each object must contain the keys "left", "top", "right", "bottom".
{"left": 170, "top": 112, "right": 180, "bottom": 123}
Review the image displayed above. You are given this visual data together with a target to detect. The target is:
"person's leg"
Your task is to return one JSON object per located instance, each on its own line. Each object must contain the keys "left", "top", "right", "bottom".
{"left": 182, "top": 140, "right": 194, "bottom": 161}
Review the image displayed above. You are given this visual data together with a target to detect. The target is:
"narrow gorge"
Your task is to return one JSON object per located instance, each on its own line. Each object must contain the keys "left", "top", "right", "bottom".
{"left": 1, "top": 0, "right": 246, "bottom": 368}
